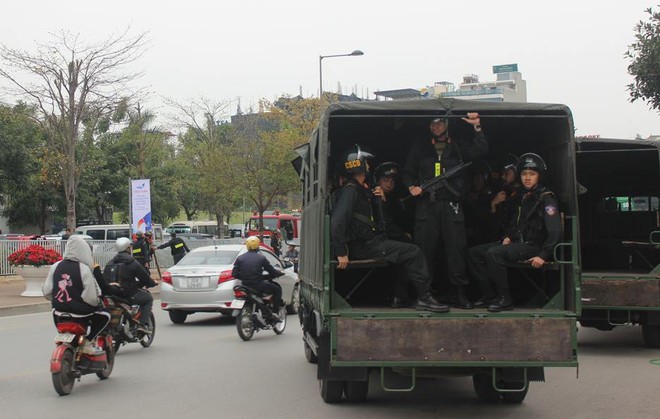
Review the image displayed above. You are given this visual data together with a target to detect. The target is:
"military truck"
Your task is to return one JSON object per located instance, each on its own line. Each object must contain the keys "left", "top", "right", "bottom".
{"left": 294, "top": 98, "right": 580, "bottom": 403}
{"left": 576, "top": 137, "right": 660, "bottom": 347}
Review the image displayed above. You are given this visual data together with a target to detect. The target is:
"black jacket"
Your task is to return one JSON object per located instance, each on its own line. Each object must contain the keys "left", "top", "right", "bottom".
{"left": 331, "top": 178, "right": 378, "bottom": 257}
{"left": 109, "top": 252, "right": 156, "bottom": 297}
{"left": 157, "top": 237, "right": 190, "bottom": 255}
{"left": 505, "top": 186, "right": 562, "bottom": 261}
{"left": 402, "top": 132, "right": 488, "bottom": 201}
{"left": 232, "top": 250, "right": 282, "bottom": 283}
{"left": 132, "top": 237, "right": 150, "bottom": 261}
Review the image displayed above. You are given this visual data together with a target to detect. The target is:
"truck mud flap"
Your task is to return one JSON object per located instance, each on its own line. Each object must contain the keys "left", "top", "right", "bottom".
{"left": 334, "top": 317, "right": 575, "bottom": 363}
{"left": 317, "top": 331, "right": 368, "bottom": 381}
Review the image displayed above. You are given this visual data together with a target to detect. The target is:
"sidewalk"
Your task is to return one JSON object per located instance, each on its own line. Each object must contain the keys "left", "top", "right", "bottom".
{"left": 0, "top": 273, "right": 161, "bottom": 318}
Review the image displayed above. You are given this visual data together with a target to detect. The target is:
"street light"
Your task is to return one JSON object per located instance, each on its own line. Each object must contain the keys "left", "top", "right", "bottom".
{"left": 319, "top": 50, "right": 364, "bottom": 98}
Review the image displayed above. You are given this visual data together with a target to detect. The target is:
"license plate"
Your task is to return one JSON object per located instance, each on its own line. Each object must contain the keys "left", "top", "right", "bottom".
{"left": 186, "top": 277, "right": 205, "bottom": 288}
{"left": 54, "top": 333, "right": 75, "bottom": 343}
{"left": 229, "top": 299, "right": 245, "bottom": 309}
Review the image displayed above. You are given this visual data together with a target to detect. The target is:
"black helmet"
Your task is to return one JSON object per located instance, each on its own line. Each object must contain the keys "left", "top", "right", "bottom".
{"left": 374, "top": 162, "right": 400, "bottom": 180}
{"left": 517, "top": 153, "right": 547, "bottom": 174}
{"left": 343, "top": 144, "right": 374, "bottom": 175}
{"left": 503, "top": 153, "right": 519, "bottom": 173}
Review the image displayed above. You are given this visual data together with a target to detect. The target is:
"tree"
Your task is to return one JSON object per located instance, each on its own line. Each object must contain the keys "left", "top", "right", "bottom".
{"left": 0, "top": 29, "right": 147, "bottom": 230}
{"left": 627, "top": 7, "right": 660, "bottom": 111}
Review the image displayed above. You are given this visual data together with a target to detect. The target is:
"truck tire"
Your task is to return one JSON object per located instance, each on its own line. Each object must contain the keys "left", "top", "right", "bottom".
{"left": 473, "top": 373, "right": 501, "bottom": 403}
{"left": 344, "top": 380, "right": 368, "bottom": 403}
{"left": 502, "top": 386, "right": 529, "bottom": 404}
{"left": 304, "top": 340, "right": 318, "bottom": 364}
{"left": 642, "top": 324, "right": 660, "bottom": 348}
{"left": 319, "top": 379, "right": 344, "bottom": 403}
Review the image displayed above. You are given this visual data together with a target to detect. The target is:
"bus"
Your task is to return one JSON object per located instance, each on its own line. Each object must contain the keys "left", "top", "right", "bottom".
{"left": 165, "top": 221, "right": 227, "bottom": 238}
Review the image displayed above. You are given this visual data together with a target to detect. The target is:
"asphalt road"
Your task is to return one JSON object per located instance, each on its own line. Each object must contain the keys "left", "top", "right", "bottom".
{"left": 0, "top": 306, "right": 659, "bottom": 419}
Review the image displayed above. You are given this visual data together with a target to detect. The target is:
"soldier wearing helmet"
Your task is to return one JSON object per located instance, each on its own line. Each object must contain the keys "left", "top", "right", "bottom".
{"left": 331, "top": 145, "right": 449, "bottom": 313}
{"left": 132, "top": 230, "right": 150, "bottom": 269}
{"left": 467, "top": 153, "right": 562, "bottom": 312}
{"left": 402, "top": 113, "right": 488, "bottom": 310}
{"left": 232, "top": 236, "right": 285, "bottom": 323}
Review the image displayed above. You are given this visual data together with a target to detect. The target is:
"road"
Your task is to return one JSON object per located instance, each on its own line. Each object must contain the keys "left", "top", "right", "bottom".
{"left": 0, "top": 307, "right": 659, "bottom": 419}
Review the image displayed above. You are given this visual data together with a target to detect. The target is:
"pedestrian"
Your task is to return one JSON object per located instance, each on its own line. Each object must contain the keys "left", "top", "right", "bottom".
{"left": 132, "top": 230, "right": 150, "bottom": 269}
{"left": 331, "top": 144, "right": 448, "bottom": 312}
{"left": 283, "top": 244, "right": 299, "bottom": 273}
{"left": 402, "top": 113, "right": 488, "bottom": 309}
{"left": 270, "top": 230, "right": 281, "bottom": 256}
{"left": 157, "top": 232, "right": 190, "bottom": 265}
{"left": 466, "top": 153, "right": 562, "bottom": 312}
{"left": 61, "top": 228, "right": 71, "bottom": 240}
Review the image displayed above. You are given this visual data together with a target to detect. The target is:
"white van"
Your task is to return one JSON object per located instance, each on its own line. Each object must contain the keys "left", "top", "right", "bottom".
{"left": 165, "top": 221, "right": 227, "bottom": 238}
{"left": 74, "top": 224, "right": 164, "bottom": 241}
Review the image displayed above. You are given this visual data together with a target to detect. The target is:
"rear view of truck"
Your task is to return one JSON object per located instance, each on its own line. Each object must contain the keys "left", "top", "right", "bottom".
{"left": 295, "top": 99, "right": 580, "bottom": 403}
{"left": 576, "top": 138, "right": 660, "bottom": 347}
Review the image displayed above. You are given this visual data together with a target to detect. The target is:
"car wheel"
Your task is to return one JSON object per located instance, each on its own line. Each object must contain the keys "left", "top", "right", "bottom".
{"left": 168, "top": 310, "right": 188, "bottom": 324}
{"left": 286, "top": 284, "right": 300, "bottom": 314}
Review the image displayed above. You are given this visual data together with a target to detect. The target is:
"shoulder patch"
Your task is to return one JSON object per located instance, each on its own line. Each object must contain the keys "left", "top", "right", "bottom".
{"left": 545, "top": 205, "right": 557, "bottom": 216}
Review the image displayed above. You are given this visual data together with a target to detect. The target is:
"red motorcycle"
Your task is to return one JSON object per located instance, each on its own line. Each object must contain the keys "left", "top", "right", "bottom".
{"left": 50, "top": 314, "right": 115, "bottom": 396}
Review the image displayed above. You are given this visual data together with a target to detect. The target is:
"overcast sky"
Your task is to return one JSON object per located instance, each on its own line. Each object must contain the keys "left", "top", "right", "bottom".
{"left": 1, "top": 0, "right": 658, "bottom": 138}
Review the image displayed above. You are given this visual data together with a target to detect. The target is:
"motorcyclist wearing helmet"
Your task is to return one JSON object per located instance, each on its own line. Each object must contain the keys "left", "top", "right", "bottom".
{"left": 108, "top": 237, "right": 157, "bottom": 332}
{"left": 467, "top": 153, "right": 562, "bottom": 312}
{"left": 132, "top": 230, "right": 150, "bottom": 269}
{"left": 331, "top": 145, "right": 449, "bottom": 313}
{"left": 232, "top": 236, "right": 285, "bottom": 322}
{"left": 157, "top": 232, "right": 190, "bottom": 265}
{"left": 42, "top": 235, "right": 111, "bottom": 354}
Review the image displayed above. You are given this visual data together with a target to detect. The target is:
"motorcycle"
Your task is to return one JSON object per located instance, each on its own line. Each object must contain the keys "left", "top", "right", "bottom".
{"left": 50, "top": 313, "right": 115, "bottom": 396}
{"left": 104, "top": 293, "right": 156, "bottom": 353}
{"left": 230, "top": 282, "right": 287, "bottom": 341}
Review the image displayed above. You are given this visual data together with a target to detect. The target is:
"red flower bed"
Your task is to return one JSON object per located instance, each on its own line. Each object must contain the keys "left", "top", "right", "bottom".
{"left": 7, "top": 245, "right": 62, "bottom": 267}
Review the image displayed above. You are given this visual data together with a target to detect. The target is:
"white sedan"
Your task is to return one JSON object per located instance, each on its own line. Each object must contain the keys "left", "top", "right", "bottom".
{"left": 160, "top": 244, "right": 299, "bottom": 324}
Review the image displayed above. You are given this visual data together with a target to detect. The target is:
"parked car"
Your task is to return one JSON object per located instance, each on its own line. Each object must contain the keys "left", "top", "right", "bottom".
{"left": 0, "top": 234, "right": 24, "bottom": 240}
{"left": 160, "top": 244, "right": 299, "bottom": 324}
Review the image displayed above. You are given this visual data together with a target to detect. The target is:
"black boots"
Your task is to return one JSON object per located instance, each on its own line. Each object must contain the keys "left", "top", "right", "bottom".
{"left": 487, "top": 289, "right": 513, "bottom": 312}
{"left": 391, "top": 297, "right": 413, "bottom": 309}
{"left": 454, "top": 287, "right": 473, "bottom": 310}
{"left": 415, "top": 294, "right": 450, "bottom": 313}
{"left": 473, "top": 293, "right": 497, "bottom": 309}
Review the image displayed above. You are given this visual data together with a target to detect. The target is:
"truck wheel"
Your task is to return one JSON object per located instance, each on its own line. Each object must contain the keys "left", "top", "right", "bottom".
{"left": 319, "top": 379, "right": 344, "bottom": 403}
{"left": 304, "top": 340, "right": 318, "bottom": 364}
{"left": 501, "top": 386, "right": 529, "bottom": 404}
{"left": 286, "top": 285, "right": 300, "bottom": 314}
{"left": 473, "top": 373, "right": 501, "bottom": 403}
{"left": 344, "top": 380, "right": 368, "bottom": 402}
{"left": 642, "top": 324, "right": 660, "bottom": 348}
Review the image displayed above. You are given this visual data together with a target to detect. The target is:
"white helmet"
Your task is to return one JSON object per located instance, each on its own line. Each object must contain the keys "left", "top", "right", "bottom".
{"left": 115, "top": 237, "right": 132, "bottom": 253}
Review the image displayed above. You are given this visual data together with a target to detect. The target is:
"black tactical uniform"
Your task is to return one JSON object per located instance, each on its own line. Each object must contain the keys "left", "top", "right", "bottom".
{"left": 157, "top": 233, "right": 190, "bottom": 265}
{"left": 232, "top": 249, "right": 284, "bottom": 309}
{"left": 467, "top": 153, "right": 562, "bottom": 312}
{"left": 132, "top": 236, "right": 150, "bottom": 268}
{"left": 402, "top": 119, "right": 488, "bottom": 308}
{"left": 332, "top": 162, "right": 448, "bottom": 313}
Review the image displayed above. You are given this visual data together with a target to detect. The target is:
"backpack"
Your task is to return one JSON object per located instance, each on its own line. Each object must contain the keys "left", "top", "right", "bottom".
{"left": 103, "top": 261, "right": 132, "bottom": 297}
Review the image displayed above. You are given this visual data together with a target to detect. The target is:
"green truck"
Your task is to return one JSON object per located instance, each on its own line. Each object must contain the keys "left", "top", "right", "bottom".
{"left": 576, "top": 137, "right": 660, "bottom": 347}
{"left": 294, "top": 98, "right": 580, "bottom": 403}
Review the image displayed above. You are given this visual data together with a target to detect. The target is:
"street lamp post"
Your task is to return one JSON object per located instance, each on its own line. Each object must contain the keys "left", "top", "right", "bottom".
{"left": 319, "top": 50, "right": 364, "bottom": 98}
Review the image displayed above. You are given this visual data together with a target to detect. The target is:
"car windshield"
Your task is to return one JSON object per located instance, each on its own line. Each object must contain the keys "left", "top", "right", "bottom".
{"left": 248, "top": 218, "right": 278, "bottom": 231}
{"left": 177, "top": 250, "right": 240, "bottom": 266}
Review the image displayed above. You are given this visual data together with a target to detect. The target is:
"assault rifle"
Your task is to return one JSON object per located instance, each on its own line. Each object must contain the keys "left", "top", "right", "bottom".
{"left": 401, "top": 161, "right": 472, "bottom": 202}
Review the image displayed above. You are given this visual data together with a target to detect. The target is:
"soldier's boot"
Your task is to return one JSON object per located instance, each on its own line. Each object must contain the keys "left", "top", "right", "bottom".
{"left": 415, "top": 293, "right": 450, "bottom": 313}
{"left": 454, "top": 287, "right": 473, "bottom": 310}
{"left": 487, "top": 288, "right": 514, "bottom": 312}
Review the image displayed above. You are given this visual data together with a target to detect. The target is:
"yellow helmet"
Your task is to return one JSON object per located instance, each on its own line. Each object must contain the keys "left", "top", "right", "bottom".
{"left": 246, "top": 236, "right": 260, "bottom": 251}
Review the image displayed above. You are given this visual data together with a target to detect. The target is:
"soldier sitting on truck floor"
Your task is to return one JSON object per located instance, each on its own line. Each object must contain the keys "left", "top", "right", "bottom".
{"left": 331, "top": 144, "right": 449, "bottom": 313}
{"left": 466, "top": 153, "right": 562, "bottom": 312}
